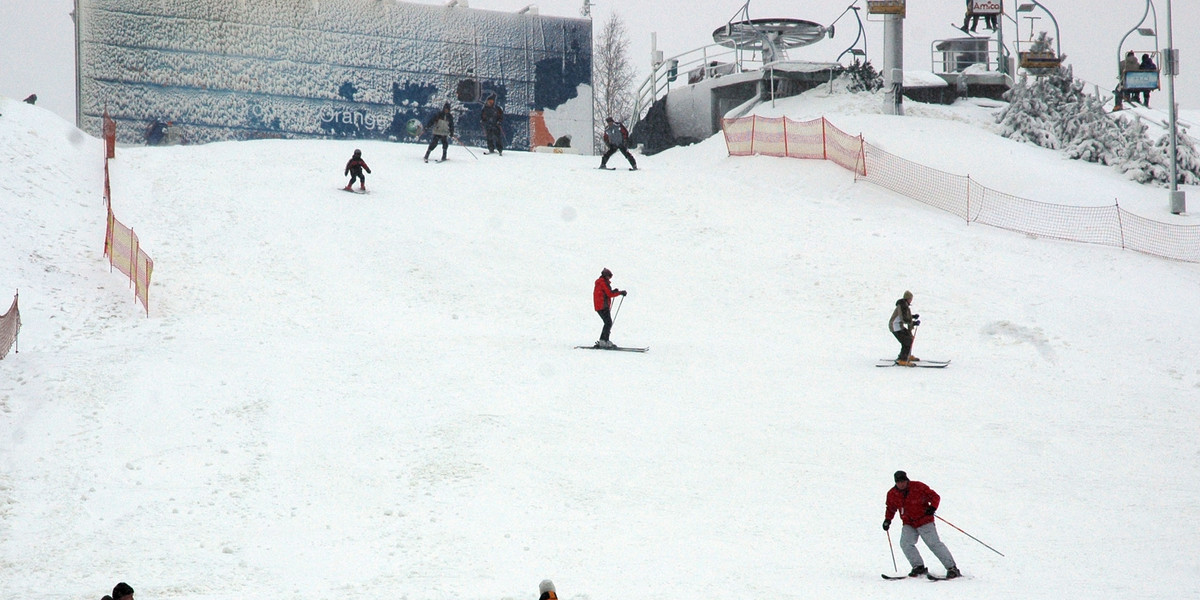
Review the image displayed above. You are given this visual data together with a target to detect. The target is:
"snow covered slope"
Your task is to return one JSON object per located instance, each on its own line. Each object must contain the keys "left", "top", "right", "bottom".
{"left": 3, "top": 92, "right": 1200, "bottom": 600}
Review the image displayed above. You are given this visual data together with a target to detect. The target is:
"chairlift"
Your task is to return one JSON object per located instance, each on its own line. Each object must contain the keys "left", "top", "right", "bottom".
{"left": 1015, "top": 1, "right": 1062, "bottom": 72}
{"left": 1122, "top": 50, "right": 1161, "bottom": 93}
{"left": 1116, "top": 1, "right": 1160, "bottom": 94}
{"left": 866, "top": 0, "right": 905, "bottom": 18}
{"left": 833, "top": 4, "right": 869, "bottom": 63}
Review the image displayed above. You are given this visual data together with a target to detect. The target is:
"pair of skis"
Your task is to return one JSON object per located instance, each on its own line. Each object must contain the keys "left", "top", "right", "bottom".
{"left": 882, "top": 573, "right": 960, "bottom": 581}
{"left": 574, "top": 344, "right": 648, "bottom": 353}
{"left": 876, "top": 358, "right": 950, "bottom": 368}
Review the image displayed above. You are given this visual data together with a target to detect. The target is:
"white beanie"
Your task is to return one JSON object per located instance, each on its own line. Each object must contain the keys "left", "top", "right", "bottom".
{"left": 539, "top": 580, "right": 556, "bottom": 594}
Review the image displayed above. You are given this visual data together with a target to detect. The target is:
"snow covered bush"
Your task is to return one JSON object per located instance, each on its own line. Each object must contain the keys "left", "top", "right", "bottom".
{"left": 996, "top": 63, "right": 1200, "bottom": 187}
{"left": 841, "top": 60, "right": 883, "bottom": 93}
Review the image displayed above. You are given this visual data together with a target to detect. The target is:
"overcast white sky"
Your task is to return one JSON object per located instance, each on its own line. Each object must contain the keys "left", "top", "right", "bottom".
{"left": 2, "top": 0, "right": 1196, "bottom": 123}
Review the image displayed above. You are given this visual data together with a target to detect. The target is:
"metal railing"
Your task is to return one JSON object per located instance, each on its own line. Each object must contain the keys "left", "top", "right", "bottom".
{"left": 629, "top": 42, "right": 769, "bottom": 125}
{"left": 929, "top": 36, "right": 1010, "bottom": 76}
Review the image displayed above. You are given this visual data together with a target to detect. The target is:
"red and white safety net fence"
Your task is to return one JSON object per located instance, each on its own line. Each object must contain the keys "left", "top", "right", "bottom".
{"left": 722, "top": 114, "right": 1200, "bottom": 263}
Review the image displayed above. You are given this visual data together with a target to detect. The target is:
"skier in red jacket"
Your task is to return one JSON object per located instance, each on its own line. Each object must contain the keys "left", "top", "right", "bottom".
{"left": 883, "top": 471, "right": 961, "bottom": 579}
{"left": 592, "top": 268, "right": 626, "bottom": 348}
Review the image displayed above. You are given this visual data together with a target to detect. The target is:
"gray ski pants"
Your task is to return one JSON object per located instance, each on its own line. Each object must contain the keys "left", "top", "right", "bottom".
{"left": 900, "top": 522, "right": 956, "bottom": 570}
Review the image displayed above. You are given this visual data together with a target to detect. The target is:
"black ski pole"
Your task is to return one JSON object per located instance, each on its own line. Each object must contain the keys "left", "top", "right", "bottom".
{"left": 453, "top": 135, "right": 479, "bottom": 160}
{"left": 936, "top": 515, "right": 1005, "bottom": 557}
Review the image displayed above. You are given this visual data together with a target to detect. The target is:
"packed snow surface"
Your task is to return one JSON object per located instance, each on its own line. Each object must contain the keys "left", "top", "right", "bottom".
{"left": 3, "top": 91, "right": 1200, "bottom": 600}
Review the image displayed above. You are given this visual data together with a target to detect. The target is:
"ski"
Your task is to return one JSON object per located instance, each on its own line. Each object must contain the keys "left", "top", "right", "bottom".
{"left": 952, "top": 23, "right": 978, "bottom": 36}
{"left": 881, "top": 574, "right": 910, "bottom": 580}
{"left": 575, "top": 345, "right": 648, "bottom": 353}
{"left": 338, "top": 187, "right": 368, "bottom": 194}
{"left": 598, "top": 166, "right": 615, "bottom": 170}
{"left": 927, "top": 574, "right": 961, "bottom": 581}
{"left": 876, "top": 359, "right": 950, "bottom": 368}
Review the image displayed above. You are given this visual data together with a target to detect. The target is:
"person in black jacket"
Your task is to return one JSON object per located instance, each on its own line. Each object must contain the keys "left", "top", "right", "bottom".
{"left": 538, "top": 580, "right": 557, "bottom": 600}
{"left": 1138, "top": 53, "right": 1157, "bottom": 106}
{"left": 481, "top": 95, "right": 505, "bottom": 155}
{"left": 111, "top": 582, "right": 134, "bottom": 600}
{"left": 343, "top": 149, "right": 371, "bottom": 191}
{"left": 424, "top": 103, "right": 455, "bottom": 163}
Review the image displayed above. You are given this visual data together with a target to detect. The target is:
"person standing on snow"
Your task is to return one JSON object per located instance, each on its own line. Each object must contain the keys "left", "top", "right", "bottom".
{"left": 593, "top": 268, "right": 626, "bottom": 348}
{"left": 481, "top": 95, "right": 505, "bottom": 155}
{"left": 889, "top": 290, "right": 919, "bottom": 365}
{"left": 343, "top": 149, "right": 371, "bottom": 191}
{"left": 424, "top": 102, "right": 455, "bottom": 163}
{"left": 883, "top": 471, "right": 961, "bottom": 579}
{"left": 538, "top": 580, "right": 558, "bottom": 600}
{"left": 599, "top": 117, "right": 637, "bottom": 171}
{"left": 111, "top": 582, "right": 135, "bottom": 600}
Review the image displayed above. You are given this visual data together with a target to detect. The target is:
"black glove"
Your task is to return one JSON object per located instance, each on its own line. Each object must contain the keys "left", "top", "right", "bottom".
{"left": 620, "top": 290, "right": 627, "bottom": 296}
{"left": 882, "top": 519, "right": 891, "bottom": 531}
{"left": 925, "top": 506, "right": 936, "bottom": 516}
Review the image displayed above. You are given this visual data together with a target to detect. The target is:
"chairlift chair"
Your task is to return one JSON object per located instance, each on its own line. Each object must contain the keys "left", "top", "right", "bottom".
{"left": 1123, "top": 49, "right": 1161, "bottom": 93}
{"left": 1117, "top": 2, "right": 1160, "bottom": 94}
{"left": 1015, "top": 1, "right": 1062, "bottom": 73}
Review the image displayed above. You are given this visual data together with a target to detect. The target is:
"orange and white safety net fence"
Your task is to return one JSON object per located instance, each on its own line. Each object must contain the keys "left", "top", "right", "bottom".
{"left": 102, "top": 111, "right": 154, "bottom": 315}
{"left": 722, "top": 114, "right": 1200, "bottom": 263}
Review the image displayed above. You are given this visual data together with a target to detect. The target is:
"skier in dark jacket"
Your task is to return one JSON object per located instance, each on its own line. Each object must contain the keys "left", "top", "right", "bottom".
{"left": 1138, "top": 54, "right": 1157, "bottom": 106}
{"left": 481, "top": 95, "right": 505, "bottom": 155}
{"left": 343, "top": 149, "right": 371, "bottom": 191}
{"left": 888, "top": 290, "right": 918, "bottom": 365}
{"left": 592, "top": 268, "right": 626, "bottom": 348}
{"left": 538, "top": 580, "right": 557, "bottom": 600}
{"left": 145, "top": 119, "right": 168, "bottom": 145}
{"left": 884, "top": 471, "right": 960, "bottom": 579}
{"left": 599, "top": 117, "right": 637, "bottom": 170}
{"left": 424, "top": 102, "right": 455, "bottom": 163}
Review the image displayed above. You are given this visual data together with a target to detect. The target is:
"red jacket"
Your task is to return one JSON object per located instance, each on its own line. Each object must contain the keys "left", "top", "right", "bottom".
{"left": 885, "top": 480, "right": 940, "bottom": 528}
{"left": 593, "top": 277, "right": 621, "bottom": 311}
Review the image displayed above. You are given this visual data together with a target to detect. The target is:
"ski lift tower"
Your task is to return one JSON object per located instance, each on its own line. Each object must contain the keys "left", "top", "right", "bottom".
{"left": 866, "top": 0, "right": 905, "bottom": 115}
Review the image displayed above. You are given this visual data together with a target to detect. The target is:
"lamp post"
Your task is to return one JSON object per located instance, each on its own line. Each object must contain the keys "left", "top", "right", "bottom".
{"left": 1164, "top": 0, "right": 1185, "bottom": 214}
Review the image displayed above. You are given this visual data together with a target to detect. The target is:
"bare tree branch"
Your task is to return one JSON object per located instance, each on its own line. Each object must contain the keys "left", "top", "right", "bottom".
{"left": 592, "top": 12, "right": 635, "bottom": 151}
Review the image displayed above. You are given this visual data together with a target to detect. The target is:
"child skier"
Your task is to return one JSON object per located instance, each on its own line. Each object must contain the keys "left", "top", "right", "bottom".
{"left": 424, "top": 103, "right": 455, "bottom": 163}
{"left": 344, "top": 149, "right": 371, "bottom": 191}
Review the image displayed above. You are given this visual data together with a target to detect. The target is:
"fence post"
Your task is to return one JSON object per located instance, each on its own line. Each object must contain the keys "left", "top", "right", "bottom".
{"left": 750, "top": 115, "right": 757, "bottom": 155}
{"left": 821, "top": 118, "right": 828, "bottom": 160}
{"left": 783, "top": 117, "right": 789, "bottom": 157}
{"left": 966, "top": 175, "right": 971, "bottom": 225}
{"left": 1115, "top": 200, "right": 1126, "bottom": 250}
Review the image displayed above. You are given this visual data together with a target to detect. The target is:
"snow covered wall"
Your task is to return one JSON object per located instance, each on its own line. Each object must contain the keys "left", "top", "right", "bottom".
{"left": 76, "top": 0, "right": 593, "bottom": 151}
